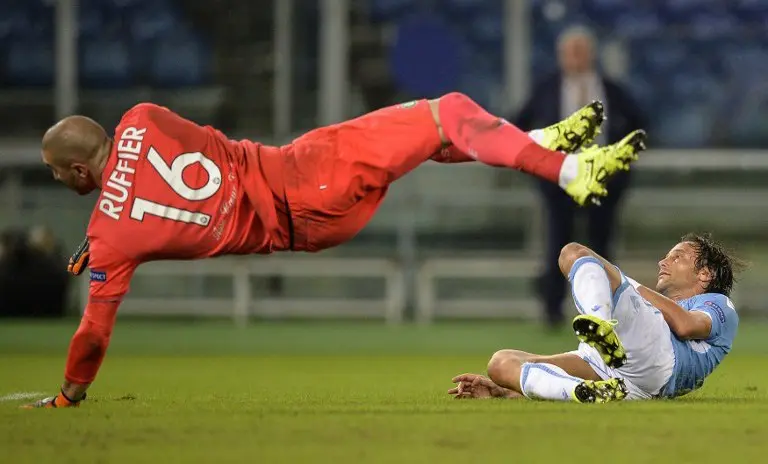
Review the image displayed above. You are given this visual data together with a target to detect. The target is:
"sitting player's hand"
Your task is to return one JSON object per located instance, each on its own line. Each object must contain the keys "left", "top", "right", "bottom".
{"left": 449, "top": 374, "right": 506, "bottom": 399}
{"left": 21, "top": 391, "right": 85, "bottom": 409}
{"left": 67, "top": 237, "right": 90, "bottom": 276}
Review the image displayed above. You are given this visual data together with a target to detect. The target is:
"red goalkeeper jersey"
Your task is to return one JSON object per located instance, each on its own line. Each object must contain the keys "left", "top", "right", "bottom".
{"left": 65, "top": 103, "right": 287, "bottom": 384}
{"left": 87, "top": 103, "right": 288, "bottom": 302}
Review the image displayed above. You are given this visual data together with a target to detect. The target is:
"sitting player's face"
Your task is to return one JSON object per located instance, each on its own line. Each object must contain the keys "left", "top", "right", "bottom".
{"left": 656, "top": 242, "right": 701, "bottom": 296}
{"left": 42, "top": 151, "right": 97, "bottom": 196}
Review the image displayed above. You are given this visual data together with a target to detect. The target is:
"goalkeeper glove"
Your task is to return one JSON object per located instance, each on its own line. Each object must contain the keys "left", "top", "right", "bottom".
{"left": 68, "top": 237, "right": 90, "bottom": 276}
{"left": 22, "top": 390, "right": 86, "bottom": 409}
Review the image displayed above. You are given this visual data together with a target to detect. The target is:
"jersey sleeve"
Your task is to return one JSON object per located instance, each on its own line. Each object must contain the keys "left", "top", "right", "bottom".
{"left": 87, "top": 237, "right": 138, "bottom": 301}
{"left": 63, "top": 238, "right": 139, "bottom": 384}
{"left": 691, "top": 295, "right": 738, "bottom": 343}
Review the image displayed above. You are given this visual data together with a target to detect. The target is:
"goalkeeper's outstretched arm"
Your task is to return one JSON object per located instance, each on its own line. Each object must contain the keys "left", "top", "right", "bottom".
{"left": 62, "top": 299, "right": 121, "bottom": 401}
{"left": 24, "top": 239, "right": 137, "bottom": 408}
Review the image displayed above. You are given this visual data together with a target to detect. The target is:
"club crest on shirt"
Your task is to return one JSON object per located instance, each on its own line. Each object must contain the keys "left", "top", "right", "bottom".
{"left": 90, "top": 269, "right": 107, "bottom": 282}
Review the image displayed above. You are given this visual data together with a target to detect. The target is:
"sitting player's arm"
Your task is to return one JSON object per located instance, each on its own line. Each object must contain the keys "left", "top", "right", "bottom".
{"left": 631, "top": 284, "right": 712, "bottom": 340}
{"left": 26, "top": 239, "right": 138, "bottom": 408}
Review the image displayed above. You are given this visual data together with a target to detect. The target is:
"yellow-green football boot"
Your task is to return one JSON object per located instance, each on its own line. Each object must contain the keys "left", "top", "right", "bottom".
{"left": 573, "top": 378, "right": 629, "bottom": 403}
{"left": 573, "top": 314, "right": 628, "bottom": 368}
{"left": 565, "top": 129, "right": 647, "bottom": 206}
{"left": 537, "top": 101, "right": 605, "bottom": 153}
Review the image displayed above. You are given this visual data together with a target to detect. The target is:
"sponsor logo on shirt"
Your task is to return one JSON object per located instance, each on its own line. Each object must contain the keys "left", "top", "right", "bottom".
{"left": 90, "top": 269, "right": 107, "bottom": 282}
{"left": 704, "top": 300, "right": 726, "bottom": 323}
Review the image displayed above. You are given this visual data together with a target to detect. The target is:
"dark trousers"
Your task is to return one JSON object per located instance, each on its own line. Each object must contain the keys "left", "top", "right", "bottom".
{"left": 534, "top": 171, "right": 631, "bottom": 327}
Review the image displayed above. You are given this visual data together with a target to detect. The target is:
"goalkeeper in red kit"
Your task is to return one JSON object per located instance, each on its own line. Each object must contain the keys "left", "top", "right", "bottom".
{"left": 27, "top": 93, "right": 645, "bottom": 408}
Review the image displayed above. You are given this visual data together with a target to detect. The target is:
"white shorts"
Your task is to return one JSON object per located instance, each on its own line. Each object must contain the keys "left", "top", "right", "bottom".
{"left": 568, "top": 275, "right": 675, "bottom": 400}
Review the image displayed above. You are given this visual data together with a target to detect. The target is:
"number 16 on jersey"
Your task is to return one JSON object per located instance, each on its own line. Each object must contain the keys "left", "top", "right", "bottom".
{"left": 130, "top": 148, "right": 222, "bottom": 227}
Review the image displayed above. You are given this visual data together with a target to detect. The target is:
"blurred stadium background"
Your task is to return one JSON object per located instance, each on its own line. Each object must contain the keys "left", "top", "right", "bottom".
{"left": 2, "top": 0, "right": 768, "bottom": 322}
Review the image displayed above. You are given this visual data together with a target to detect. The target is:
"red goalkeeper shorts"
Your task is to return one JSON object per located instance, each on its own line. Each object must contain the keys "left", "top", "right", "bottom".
{"left": 279, "top": 100, "right": 443, "bottom": 251}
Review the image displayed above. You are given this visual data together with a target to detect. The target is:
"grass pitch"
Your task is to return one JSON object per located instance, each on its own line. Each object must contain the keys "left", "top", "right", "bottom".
{"left": 1, "top": 320, "right": 767, "bottom": 463}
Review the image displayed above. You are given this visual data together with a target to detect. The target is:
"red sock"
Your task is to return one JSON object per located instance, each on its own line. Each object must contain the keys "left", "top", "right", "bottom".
{"left": 438, "top": 92, "right": 565, "bottom": 183}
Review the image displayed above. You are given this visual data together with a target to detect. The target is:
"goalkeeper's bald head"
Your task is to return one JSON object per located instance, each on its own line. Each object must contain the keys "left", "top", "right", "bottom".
{"left": 41, "top": 115, "right": 110, "bottom": 195}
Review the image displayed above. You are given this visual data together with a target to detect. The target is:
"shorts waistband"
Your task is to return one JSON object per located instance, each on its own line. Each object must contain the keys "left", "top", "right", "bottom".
{"left": 257, "top": 144, "right": 296, "bottom": 251}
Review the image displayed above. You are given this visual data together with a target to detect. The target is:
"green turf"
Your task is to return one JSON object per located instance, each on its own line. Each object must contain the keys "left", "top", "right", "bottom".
{"left": 1, "top": 320, "right": 767, "bottom": 463}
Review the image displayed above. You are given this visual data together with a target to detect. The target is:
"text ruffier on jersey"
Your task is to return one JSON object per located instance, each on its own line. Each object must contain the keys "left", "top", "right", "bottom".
{"left": 99, "top": 126, "right": 145, "bottom": 220}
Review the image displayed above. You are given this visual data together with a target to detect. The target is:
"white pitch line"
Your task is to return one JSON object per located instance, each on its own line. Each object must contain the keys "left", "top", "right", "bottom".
{"left": 0, "top": 392, "right": 46, "bottom": 402}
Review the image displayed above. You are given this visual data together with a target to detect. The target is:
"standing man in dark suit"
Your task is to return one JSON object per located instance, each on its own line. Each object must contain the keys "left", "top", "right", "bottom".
{"left": 513, "top": 26, "right": 647, "bottom": 329}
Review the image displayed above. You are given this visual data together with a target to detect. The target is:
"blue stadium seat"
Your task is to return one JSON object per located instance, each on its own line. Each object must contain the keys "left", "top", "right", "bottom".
{"left": 721, "top": 83, "right": 768, "bottom": 146}
{"left": 441, "top": 0, "right": 487, "bottom": 9}
{"left": 668, "top": 70, "right": 721, "bottom": 101}
{"left": 685, "top": 39, "right": 727, "bottom": 77}
{"left": 0, "top": 7, "right": 24, "bottom": 40}
{"left": 731, "top": 0, "right": 768, "bottom": 22}
{"left": 582, "top": 0, "right": 634, "bottom": 22}
{"left": 467, "top": 11, "right": 503, "bottom": 47}
{"left": 463, "top": 44, "right": 503, "bottom": 81}
{"left": 612, "top": 9, "right": 662, "bottom": 38}
{"left": 129, "top": 2, "right": 180, "bottom": 43}
{"left": 78, "top": 4, "right": 106, "bottom": 38}
{"left": 389, "top": 14, "right": 465, "bottom": 97}
{"left": 6, "top": 39, "right": 54, "bottom": 86}
{"left": 440, "top": 0, "right": 498, "bottom": 18}
{"left": 0, "top": 3, "right": 51, "bottom": 40}
{"left": 584, "top": 0, "right": 628, "bottom": 9}
{"left": 24, "top": 0, "right": 54, "bottom": 14}
{"left": 720, "top": 44, "right": 768, "bottom": 79}
{"left": 530, "top": 43, "right": 556, "bottom": 77}
{"left": 532, "top": 0, "right": 592, "bottom": 40}
{"left": 105, "top": 0, "right": 154, "bottom": 10}
{"left": 368, "top": 0, "right": 417, "bottom": 22}
{"left": 661, "top": 0, "right": 720, "bottom": 16}
{"left": 626, "top": 74, "right": 657, "bottom": 109}
{"left": 150, "top": 29, "right": 211, "bottom": 87}
{"left": 80, "top": 37, "right": 133, "bottom": 89}
{"left": 688, "top": 12, "right": 738, "bottom": 40}
{"left": 79, "top": 0, "right": 156, "bottom": 16}
{"left": 655, "top": 104, "right": 713, "bottom": 148}
{"left": 631, "top": 39, "right": 689, "bottom": 74}
{"left": 458, "top": 72, "right": 500, "bottom": 111}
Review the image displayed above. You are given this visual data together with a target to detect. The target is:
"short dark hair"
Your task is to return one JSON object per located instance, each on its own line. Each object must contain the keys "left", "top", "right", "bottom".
{"left": 681, "top": 232, "right": 745, "bottom": 296}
